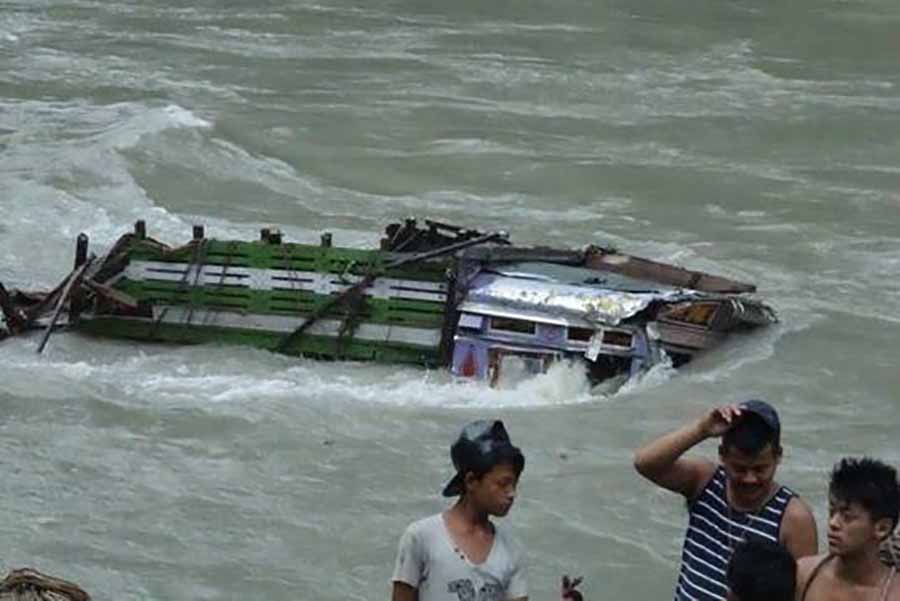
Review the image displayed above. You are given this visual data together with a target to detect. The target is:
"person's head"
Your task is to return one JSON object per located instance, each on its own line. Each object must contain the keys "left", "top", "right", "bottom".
{"left": 442, "top": 419, "right": 525, "bottom": 517}
{"left": 726, "top": 539, "right": 796, "bottom": 601}
{"left": 719, "top": 400, "right": 783, "bottom": 507}
{"left": 827, "top": 457, "right": 900, "bottom": 557}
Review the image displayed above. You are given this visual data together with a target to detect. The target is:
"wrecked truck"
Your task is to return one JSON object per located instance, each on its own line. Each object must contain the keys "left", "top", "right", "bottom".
{"left": 0, "top": 218, "right": 776, "bottom": 386}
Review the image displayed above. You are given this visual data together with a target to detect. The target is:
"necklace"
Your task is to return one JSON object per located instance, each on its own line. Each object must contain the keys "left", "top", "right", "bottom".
{"left": 876, "top": 565, "right": 896, "bottom": 601}
{"left": 726, "top": 504, "right": 746, "bottom": 554}
{"left": 725, "top": 482, "right": 777, "bottom": 553}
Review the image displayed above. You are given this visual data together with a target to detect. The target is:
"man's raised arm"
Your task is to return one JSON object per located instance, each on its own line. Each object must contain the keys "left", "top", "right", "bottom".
{"left": 633, "top": 405, "right": 743, "bottom": 499}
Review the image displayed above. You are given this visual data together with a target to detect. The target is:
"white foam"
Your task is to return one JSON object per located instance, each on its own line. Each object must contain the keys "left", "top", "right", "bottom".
{"left": 0, "top": 100, "right": 223, "bottom": 277}
{"left": 0, "top": 12, "right": 40, "bottom": 44}
{"left": 617, "top": 357, "right": 677, "bottom": 396}
{"left": 426, "top": 138, "right": 533, "bottom": 156}
{"left": 684, "top": 309, "right": 821, "bottom": 385}
{"left": 0, "top": 332, "right": 606, "bottom": 409}
{"left": 134, "top": 373, "right": 299, "bottom": 407}
{"left": 97, "top": 103, "right": 211, "bottom": 151}
{"left": 278, "top": 358, "right": 597, "bottom": 409}
{"left": 161, "top": 104, "right": 212, "bottom": 129}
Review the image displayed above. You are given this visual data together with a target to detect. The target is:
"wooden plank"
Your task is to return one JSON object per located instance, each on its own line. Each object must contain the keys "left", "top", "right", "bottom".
{"left": 655, "top": 320, "right": 726, "bottom": 351}
{"left": 75, "top": 317, "right": 442, "bottom": 366}
{"left": 83, "top": 278, "right": 139, "bottom": 309}
{"left": 584, "top": 249, "right": 756, "bottom": 294}
{"left": 36, "top": 258, "right": 94, "bottom": 354}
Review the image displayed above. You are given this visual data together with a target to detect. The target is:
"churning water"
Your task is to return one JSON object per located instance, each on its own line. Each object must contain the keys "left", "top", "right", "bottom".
{"left": 1, "top": 1, "right": 899, "bottom": 599}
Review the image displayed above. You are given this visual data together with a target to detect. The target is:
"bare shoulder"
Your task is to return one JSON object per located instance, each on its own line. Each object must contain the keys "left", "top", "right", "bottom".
{"left": 785, "top": 495, "right": 815, "bottom": 519}
{"left": 795, "top": 553, "right": 830, "bottom": 601}
{"left": 691, "top": 456, "right": 718, "bottom": 480}
{"left": 796, "top": 553, "right": 827, "bottom": 577}
{"left": 781, "top": 496, "right": 819, "bottom": 558}
{"left": 887, "top": 570, "right": 900, "bottom": 601}
{"left": 783, "top": 495, "right": 817, "bottom": 531}
{"left": 681, "top": 457, "right": 718, "bottom": 500}
{"left": 635, "top": 453, "right": 717, "bottom": 500}
{"left": 694, "top": 457, "right": 718, "bottom": 480}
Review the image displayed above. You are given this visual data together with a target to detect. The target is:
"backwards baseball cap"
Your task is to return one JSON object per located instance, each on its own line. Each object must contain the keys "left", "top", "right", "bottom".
{"left": 442, "top": 419, "right": 525, "bottom": 497}
{"left": 739, "top": 399, "right": 781, "bottom": 438}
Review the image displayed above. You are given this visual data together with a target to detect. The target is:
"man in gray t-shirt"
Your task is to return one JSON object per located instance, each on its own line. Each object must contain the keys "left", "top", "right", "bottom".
{"left": 393, "top": 512, "right": 526, "bottom": 601}
{"left": 391, "top": 420, "right": 528, "bottom": 601}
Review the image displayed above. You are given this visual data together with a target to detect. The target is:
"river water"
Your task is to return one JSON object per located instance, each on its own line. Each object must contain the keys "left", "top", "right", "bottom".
{"left": 1, "top": 1, "right": 899, "bottom": 599}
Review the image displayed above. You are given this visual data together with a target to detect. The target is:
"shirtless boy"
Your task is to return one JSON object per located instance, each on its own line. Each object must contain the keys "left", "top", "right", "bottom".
{"left": 797, "top": 457, "right": 899, "bottom": 601}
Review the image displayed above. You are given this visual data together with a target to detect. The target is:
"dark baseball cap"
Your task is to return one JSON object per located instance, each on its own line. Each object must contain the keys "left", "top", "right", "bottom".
{"left": 739, "top": 399, "right": 781, "bottom": 437}
{"left": 442, "top": 419, "right": 525, "bottom": 497}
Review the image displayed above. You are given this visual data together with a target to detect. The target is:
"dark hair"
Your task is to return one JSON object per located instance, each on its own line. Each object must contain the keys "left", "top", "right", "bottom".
{"left": 464, "top": 445, "right": 525, "bottom": 484}
{"left": 722, "top": 413, "right": 780, "bottom": 456}
{"left": 727, "top": 540, "right": 796, "bottom": 601}
{"left": 829, "top": 457, "right": 900, "bottom": 532}
{"left": 444, "top": 419, "right": 526, "bottom": 497}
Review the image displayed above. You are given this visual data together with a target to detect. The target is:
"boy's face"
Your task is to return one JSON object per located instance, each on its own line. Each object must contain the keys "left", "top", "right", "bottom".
{"left": 720, "top": 444, "right": 780, "bottom": 508}
{"left": 826, "top": 495, "right": 883, "bottom": 556}
{"left": 465, "top": 462, "right": 519, "bottom": 517}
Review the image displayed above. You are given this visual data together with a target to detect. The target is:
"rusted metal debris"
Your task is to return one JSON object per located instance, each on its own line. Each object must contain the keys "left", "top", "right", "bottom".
{"left": 0, "top": 568, "right": 90, "bottom": 601}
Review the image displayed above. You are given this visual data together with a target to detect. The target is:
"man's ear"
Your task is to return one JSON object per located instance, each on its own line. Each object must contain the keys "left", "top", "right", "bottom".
{"left": 874, "top": 517, "right": 894, "bottom": 542}
{"left": 718, "top": 444, "right": 727, "bottom": 461}
{"left": 463, "top": 470, "right": 478, "bottom": 492}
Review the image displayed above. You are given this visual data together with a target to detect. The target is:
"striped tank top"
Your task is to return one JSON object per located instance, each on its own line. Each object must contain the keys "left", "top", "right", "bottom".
{"left": 675, "top": 466, "right": 795, "bottom": 601}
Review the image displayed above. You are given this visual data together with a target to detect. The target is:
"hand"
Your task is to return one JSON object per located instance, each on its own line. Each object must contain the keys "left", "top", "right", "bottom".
{"left": 561, "top": 575, "right": 584, "bottom": 601}
{"left": 698, "top": 404, "right": 743, "bottom": 438}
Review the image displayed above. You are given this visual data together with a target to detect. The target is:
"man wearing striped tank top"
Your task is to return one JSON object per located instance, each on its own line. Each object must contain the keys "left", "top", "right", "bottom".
{"left": 634, "top": 400, "right": 819, "bottom": 601}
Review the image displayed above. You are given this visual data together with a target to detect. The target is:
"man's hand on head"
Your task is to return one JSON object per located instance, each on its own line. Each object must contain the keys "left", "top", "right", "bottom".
{"left": 700, "top": 404, "right": 743, "bottom": 439}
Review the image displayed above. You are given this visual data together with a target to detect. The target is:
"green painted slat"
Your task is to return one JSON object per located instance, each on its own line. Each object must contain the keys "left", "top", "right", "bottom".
{"left": 112, "top": 280, "right": 446, "bottom": 327}
{"left": 124, "top": 238, "right": 451, "bottom": 278}
{"left": 76, "top": 319, "right": 441, "bottom": 366}
{"left": 382, "top": 261, "right": 449, "bottom": 282}
{"left": 96, "top": 236, "right": 457, "bottom": 364}
{"left": 317, "top": 247, "right": 384, "bottom": 276}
